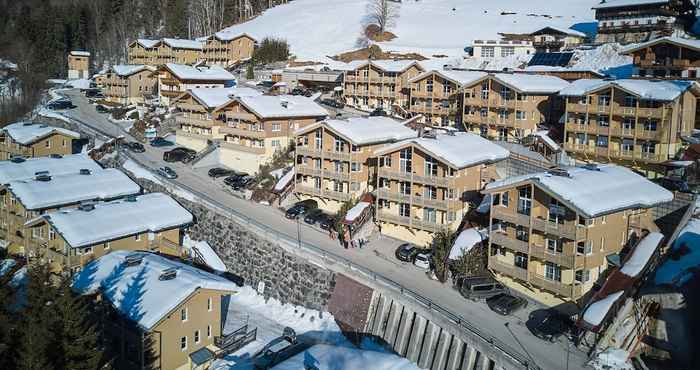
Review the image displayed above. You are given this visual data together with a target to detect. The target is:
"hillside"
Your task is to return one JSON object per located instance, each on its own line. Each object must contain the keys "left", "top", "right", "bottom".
{"left": 218, "top": 0, "right": 596, "bottom": 62}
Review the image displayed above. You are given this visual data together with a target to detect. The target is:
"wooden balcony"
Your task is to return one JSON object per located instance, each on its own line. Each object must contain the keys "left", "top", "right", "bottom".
{"left": 225, "top": 111, "right": 258, "bottom": 121}
{"left": 160, "top": 78, "right": 180, "bottom": 86}
{"left": 160, "top": 89, "right": 182, "bottom": 97}
{"left": 488, "top": 257, "right": 528, "bottom": 281}
{"left": 410, "top": 106, "right": 452, "bottom": 115}
{"left": 219, "top": 140, "right": 265, "bottom": 154}
{"left": 175, "top": 115, "right": 219, "bottom": 128}
{"left": 296, "top": 165, "right": 351, "bottom": 182}
{"left": 377, "top": 168, "right": 456, "bottom": 187}
{"left": 528, "top": 273, "right": 582, "bottom": 299}
{"left": 377, "top": 211, "right": 448, "bottom": 233}
{"left": 531, "top": 217, "right": 579, "bottom": 240}
{"left": 295, "top": 185, "right": 352, "bottom": 202}
{"left": 529, "top": 244, "right": 576, "bottom": 269}
{"left": 490, "top": 232, "right": 530, "bottom": 254}
{"left": 491, "top": 207, "right": 530, "bottom": 227}
{"left": 295, "top": 147, "right": 352, "bottom": 161}
{"left": 176, "top": 103, "right": 207, "bottom": 113}
{"left": 219, "top": 126, "right": 266, "bottom": 139}
{"left": 176, "top": 130, "right": 213, "bottom": 141}
{"left": 376, "top": 189, "right": 460, "bottom": 210}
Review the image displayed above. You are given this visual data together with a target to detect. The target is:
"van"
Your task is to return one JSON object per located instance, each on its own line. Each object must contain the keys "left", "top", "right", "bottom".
{"left": 453, "top": 275, "right": 507, "bottom": 301}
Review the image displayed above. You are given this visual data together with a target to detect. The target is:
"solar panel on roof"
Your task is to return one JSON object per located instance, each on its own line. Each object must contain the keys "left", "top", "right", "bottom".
{"left": 528, "top": 52, "right": 574, "bottom": 67}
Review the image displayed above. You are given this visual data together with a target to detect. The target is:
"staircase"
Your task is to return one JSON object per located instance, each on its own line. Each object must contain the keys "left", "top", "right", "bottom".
{"left": 190, "top": 142, "right": 220, "bottom": 167}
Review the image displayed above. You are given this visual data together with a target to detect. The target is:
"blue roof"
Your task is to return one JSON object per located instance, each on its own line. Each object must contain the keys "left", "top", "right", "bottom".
{"left": 189, "top": 347, "right": 215, "bottom": 365}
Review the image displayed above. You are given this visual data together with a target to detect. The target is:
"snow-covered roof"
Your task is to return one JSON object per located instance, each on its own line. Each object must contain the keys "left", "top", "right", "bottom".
{"left": 493, "top": 73, "right": 570, "bottom": 94}
{"left": 183, "top": 235, "right": 226, "bottom": 272}
{"left": 236, "top": 95, "right": 328, "bottom": 119}
{"left": 582, "top": 291, "right": 624, "bottom": 327}
{"left": 165, "top": 63, "right": 234, "bottom": 81}
{"left": 592, "top": 0, "right": 669, "bottom": 9}
{"left": 622, "top": 36, "right": 700, "bottom": 54}
{"left": 409, "top": 69, "right": 488, "bottom": 86}
{"left": 161, "top": 38, "right": 203, "bottom": 50}
{"left": 620, "top": 232, "right": 664, "bottom": 278}
{"left": 186, "top": 87, "right": 261, "bottom": 109}
{"left": 70, "top": 51, "right": 90, "bottom": 57}
{"left": 532, "top": 130, "right": 561, "bottom": 151}
{"left": 298, "top": 117, "right": 417, "bottom": 145}
{"left": 375, "top": 132, "right": 510, "bottom": 169}
{"left": 273, "top": 168, "right": 295, "bottom": 192}
{"left": 72, "top": 250, "right": 237, "bottom": 330}
{"left": 211, "top": 31, "right": 256, "bottom": 42}
{"left": 7, "top": 169, "right": 140, "bottom": 211}
{"left": 484, "top": 164, "right": 673, "bottom": 218}
{"left": 2, "top": 122, "right": 80, "bottom": 145}
{"left": 135, "top": 39, "right": 159, "bottom": 48}
{"left": 559, "top": 79, "right": 697, "bottom": 101}
{"left": 449, "top": 228, "right": 486, "bottom": 260}
{"left": 531, "top": 26, "right": 587, "bottom": 38}
{"left": 0, "top": 154, "right": 102, "bottom": 185}
{"left": 345, "top": 202, "right": 370, "bottom": 223}
{"left": 338, "top": 60, "right": 422, "bottom": 73}
{"left": 111, "top": 65, "right": 152, "bottom": 77}
{"left": 37, "top": 193, "right": 193, "bottom": 248}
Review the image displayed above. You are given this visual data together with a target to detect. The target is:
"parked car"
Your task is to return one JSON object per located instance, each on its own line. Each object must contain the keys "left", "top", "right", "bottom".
{"left": 156, "top": 166, "right": 177, "bottom": 179}
{"left": 163, "top": 147, "right": 196, "bottom": 163}
{"left": 149, "top": 137, "right": 174, "bottom": 147}
{"left": 47, "top": 99, "right": 74, "bottom": 110}
{"left": 303, "top": 209, "right": 325, "bottom": 225}
{"left": 95, "top": 104, "right": 110, "bottom": 113}
{"left": 321, "top": 98, "right": 344, "bottom": 109}
{"left": 317, "top": 213, "right": 335, "bottom": 230}
{"left": 413, "top": 252, "right": 431, "bottom": 269}
{"left": 291, "top": 87, "right": 309, "bottom": 96}
{"left": 453, "top": 275, "right": 507, "bottom": 301}
{"left": 526, "top": 310, "right": 575, "bottom": 342}
{"left": 208, "top": 167, "right": 236, "bottom": 178}
{"left": 224, "top": 172, "right": 249, "bottom": 186}
{"left": 369, "top": 108, "right": 387, "bottom": 117}
{"left": 125, "top": 142, "right": 145, "bottom": 153}
{"left": 228, "top": 176, "right": 254, "bottom": 191}
{"left": 285, "top": 200, "right": 318, "bottom": 220}
{"left": 395, "top": 243, "right": 419, "bottom": 262}
{"left": 486, "top": 294, "right": 528, "bottom": 316}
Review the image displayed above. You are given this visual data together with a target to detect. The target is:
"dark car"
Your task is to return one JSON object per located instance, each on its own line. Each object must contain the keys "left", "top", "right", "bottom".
{"left": 150, "top": 137, "right": 174, "bottom": 147}
{"left": 369, "top": 108, "right": 387, "bottom": 117}
{"left": 47, "top": 100, "right": 74, "bottom": 110}
{"left": 487, "top": 294, "right": 528, "bottom": 316}
{"left": 291, "top": 88, "right": 308, "bottom": 96}
{"left": 260, "top": 80, "right": 275, "bottom": 88}
{"left": 125, "top": 142, "right": 145, "bottom": 153}
{"left": 95, "top": 104, "right": 110, "bottom": 113}
{"left": 321, "top": 98, "right": 344, "bottom": 109}
{"left": 303, "top": 209, "right": 325, "bottom": 225}
{"left": 228, "top": 176, "right": 254, "bottom": 190}
{"left": 156, "top": 166, "right": 177, "bottom": 179}
{"left": 163, "top": 147, "right": 196, "bottom": 163}
{"left": 526, "top": 310, "right": 575, "bottom": 342}
{"left": 208, "top": 167, "right": 236, "bottom": 178}
{"left": 285, "top": 200, "right": 318, "bottom": 220}
{"left": 224, "top": 172, "right": 249, "bottom": 186}
{"left": 395, "top": 243, "right": 419, "bottom": 262}
{"left": 453, "top": 275, "right": 507, "bottom": 301}
{"left": 318, "top": 213, "right": 335, "bottom": 230}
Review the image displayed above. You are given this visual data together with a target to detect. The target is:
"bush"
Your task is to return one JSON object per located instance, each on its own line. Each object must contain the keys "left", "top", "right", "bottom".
{"left": 111, "top": 107, "right": 128, "bottom": 120}
{"left": 253, "top": 37, "right": 290, "bottom": 65}
{"left": 128, "top": 111, "right": 139, "bottom": 120}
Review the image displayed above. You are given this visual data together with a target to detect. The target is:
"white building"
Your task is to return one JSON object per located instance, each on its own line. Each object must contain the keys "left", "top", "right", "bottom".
{"left": 472, "top": 39, "right": 535, "bottom": 59}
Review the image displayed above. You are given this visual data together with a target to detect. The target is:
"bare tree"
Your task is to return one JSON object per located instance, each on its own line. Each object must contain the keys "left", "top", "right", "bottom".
{"left": 188, "top": 0, "right": 226, "bottom": 37}
{"left": 366, "top": 0, "right": 399, "bottom": 33}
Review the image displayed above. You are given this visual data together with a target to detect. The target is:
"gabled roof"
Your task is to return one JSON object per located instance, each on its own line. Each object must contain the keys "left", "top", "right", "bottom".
{"left": 621, "top": 36, "right": 700, "bottom": 54}
{"left": 210, "top": 31, "right": 257, "bottom": 42}
{"left": 296, "top": 117, "right": 417, "bottom": 146}
{"left": 592, "top": 0, "right": 669, "bottom": 10}
{"left": 484, "top": 164, "right": 673, "bottom": 218}
{"left": 409, "top": 69, "right": 488, "bottom": 86}
{"left": 111, "top": 65, "right": 154, "bottom": 77}
{"left": 134, "top": 39, "right": 160, "bottom": 48}
{"left": 1, "top": 122, "right": 80, "bottom": 145}
{"left": 70, "top": 51, "right": 90, "bottom": 57}
{"left": 230, "top": 95, "right": 328, "bottom": 119}
{"left": 32, "top": 193, "right": 193, "bottom": 248}
{"left": 339, "top": 59, "right": 423, "bottom": 73}
{"left": 0, "top": 154, "right": 102, "bottom": 185}
{"left": 174, "top": 87, "right": 262, "bottom": 109}
{"left": 7, "top": 169, "right": 140, "bottom": 211}
{"left": 164, "top": 63, "right": 234, "bottom": 81}
{"left": 72, "top": 250, "right": 237, "bottom": 330}
{"left": 492, "top": 73, "right": 570, "bottom": 94}
{"left": 375, "top": 131, "right": 509, "bottom": 169}
{"left": 559, "top": 78, "right": 699, "bottom": 101}
{"left": 161, "top": 38, "right": 203, "bottom": 50}
{"left": 530, "top": 26, "right": 587, "bottom": 38}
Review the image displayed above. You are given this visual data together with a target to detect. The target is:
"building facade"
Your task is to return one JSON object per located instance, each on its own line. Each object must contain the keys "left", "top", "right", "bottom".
{"left": 158, "top": 63, "right": 235, "bottom": 106}
{"left": 99, "top": 65, "right": 157, "bottom": 105}
{"left": 622, "top": 36, "right": 700, "bottom": 79}
{"left": 67, "top": 51, "right": 90, "bottom": 80}
{"left": 127, "top": 38, "right": 204, "bottom": 66}
{"left": 0, "top": 122, "right": 80, "bottom": 160}
{"left": 342, "top": 60, "right": 424, "bottom": 112}
{"left": 203, "top": 33, "right": 257, "bottom": 68}
{"left": 530, "top": 27, "right": 587, "bottom": 53}
{"left": 472, "top": 39, "right": 535, "bottom": 59}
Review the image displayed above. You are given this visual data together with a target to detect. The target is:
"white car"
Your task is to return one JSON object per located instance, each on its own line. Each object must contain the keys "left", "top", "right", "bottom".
{"left": 414, "top": 252, "right": 431, "bottom": 269}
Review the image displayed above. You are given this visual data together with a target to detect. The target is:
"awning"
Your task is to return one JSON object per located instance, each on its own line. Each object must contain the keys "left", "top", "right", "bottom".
{"left": 449, "top": 228, "right": 486, "bottom": 260}
{"left": 344, "top": 202, "right": 370, "bottom": 223}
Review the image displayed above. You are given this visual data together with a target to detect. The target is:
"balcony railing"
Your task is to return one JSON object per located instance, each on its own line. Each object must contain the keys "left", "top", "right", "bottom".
{"left": 296, "top": 166, "right": 351, "bottom": 182}
{"left": 377, "top": 168, "right": 456, "bottom": 187}
{"left": 491, "top": 207, "right": 530, "bottom": 226}
{"left": 175, "top": 115, "right": 219, "bottom": 128}
{"left": 376, "top": 189, "right": 461, "bottom": 210}
{"left": 528, "top": 273, "right": 582, "bottom": 299}
{"left": 295, "top": 185, "right": 352, "bottom": 201}
{"left": 219, "top": 140, "right": 265, "bottom": 154}
{"left": 377, "top": 211, "right": 448, "bottom": 232}
{"left": 488, "top": 257, "right": 529, "bottom": 281}
{"left": 490, "top": 232, "right": 530, "bottom": 254}
{"left": 219, "top": 126, "right": 266, "bottom": 139}
{"left": 295, "top": 147, "right": 353, "bottom": 161}
{"left": 529, "top": 244, "right": 577, "bottom": 269}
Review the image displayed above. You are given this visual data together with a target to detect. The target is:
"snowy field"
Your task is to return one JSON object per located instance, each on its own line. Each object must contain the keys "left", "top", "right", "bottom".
{"left": 218, "top": 0, "right": 595, "bottom": 61}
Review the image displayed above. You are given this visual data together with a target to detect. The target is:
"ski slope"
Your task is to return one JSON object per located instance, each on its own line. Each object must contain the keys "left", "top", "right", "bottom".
{"left": 218, "top": 0, "right": 596, "bottom": 61}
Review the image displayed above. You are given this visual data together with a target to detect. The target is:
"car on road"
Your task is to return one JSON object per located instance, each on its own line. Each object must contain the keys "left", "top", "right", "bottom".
{"left": 156, "top": 166, "right": 177, "bottom": 179}
{"left": 526, "top": 310, "right": 575, "bottom": 342}
{"left": 224, "top": 172, "right": 250, "bottom": 186}
{"left": 453, "top": 275, "right": 507, "bottom": 301}
{"left": 395, "top": 243, "right": 419, "bottom": 262}
{"left": 413, "top": 252, "right": 431, "bottom": 269}
{"left": 303, "top": 209, "right": 326, "bottom": 225}
{"left": 95, "top": 105, "right": 110, "bottom": 113}
{"left": 369, "top": 108, "right": 387, "bottom": 117}
{"left": 320, "top": 98, "right": 344, "bottom": 109}
{"left": 208, "top": 167, "right": 236, "bottom": 178}
{"left": 149, "top": 137, "right": 174, "bottom": 147}
{"left": 291, "top": 87, "right": 312, "bottom": 97}
{"left": 47, "top": 99, "right": 75, "bottom": 110}
{"left": 227, "top": 175, "right": 254, "bottom": 191}
{"left": 285, "top": 200, "right": 318, "bottom": 220}
{"left": 163, "top": 147, "right": 196, "bottom": 163}
{"left": 125, "top": 142, "right": 145, "bottom": 153}
{"left": 486, "top": 294, "right": 528, "bottom": 316}
{"left": 317, "top": 213, "right": 335, "bottom": 230}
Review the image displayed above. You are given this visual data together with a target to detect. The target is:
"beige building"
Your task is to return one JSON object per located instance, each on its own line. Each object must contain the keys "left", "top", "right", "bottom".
{"left": 374, "top": 131, "right": 510, "bottom": 246}
{"left": 408, "top": 70, "right": 487, "bottom": 128}
{"left": 158, "top": 63, "right": 235, "bottom": 106}
{"left": 463, "top": 73, "right": 570, "bottom": 142}
{"left": 72, "top": 250, "right": 239, "bottom": 370}
{"left": 0, "top": 122, "right": 80, "bottom": 160}
{"left": 560, "top": 79, "right": 700, "bottom": 175}
{"left": 203, "top": 32, "right": 257, "bottom": 68}
{"left": 128, "top": 38, "right": 204, "bottom": 66}
{"left": 99, "top": 65, "right": 157, "bottom": 105}
{"left": 530, "top": 26, "right": 587, "bottom": 53}
{"left": 482, "top": 164, "right": 672, "bottom": 305}
{"left": 294, "top": 117, "right": 417, "bottom": 213}
{"left": 621, "top": 36, "right": 700, "bottom": 79}
{"left": 24, "top": 192, "right": 193, "bottom": 273}
{"left": 68, "top": 51, "right": 90, "bottom": 80}
{"left": 341, "top": 60, "right": 425, "bottom": 112}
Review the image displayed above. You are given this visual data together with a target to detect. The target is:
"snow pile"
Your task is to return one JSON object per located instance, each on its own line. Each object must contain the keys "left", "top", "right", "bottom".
{"left": 273, "top": 168, "right": 295, "bottom": 192}
{"left": 459, "top": 53, "right": 532, "bottom": 71}
{"left": 569, "top": 43, "right": 633, "bottom": 77}
{"left": 65, "top": 79, "right": 91, "bottom": 89}
{"left": 449, "top": 228, "right": 486, "bottom": 260}
{"left": 183, "top": 234, "right": 227, "bottom": 272}
{"left": 619, "top": 232, "right": 664, "bottom": 278}
{"left": 655, "top": 218, "right": 700, "bottom": 286}
{"left": 588, "top": 348, "right": 634, "bottom": 370}
{"left": 270, "top": 344, "right": 421, "bottom": 370}
{"left": 36, "top": 108, "right": 71, "bottom": 123}
{"left": 122, "top": 159, "right": 199, "bottom": 202}
{"left": 582, "top": 291, "right": 625, "bottom": 327}
{"left": 0, "top": 259, "right": 17, "bottom": 278}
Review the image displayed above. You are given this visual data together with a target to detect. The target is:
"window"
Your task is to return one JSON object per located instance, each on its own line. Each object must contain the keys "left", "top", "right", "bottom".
{"left": 399, "top": 203, "right": 410, "bottom": 217}
{"left": 334, "top": 160, "right": 343, "bottom": 173}
{"left": 516, "top": 110, "right": 526, "bottom": 120}
{"left": 194, "top": 330, "right": 201, "bottom": 344}
{"left": 424, "top": 156, "right": 438, "bottom": 177}
{"left": 642, "top": 141, "right": 656, "bottom": 155}
{"left": 598, "top": 95, "right": 610, "bottom": 106}
{"left": 597, "top": 115, "right": 609, "bottom": 127}
{"left": 514, "top": 253, "right": 528, "bottom": 269}
{"left": 577, "top": 241, "right": 593, "bottom": 255}
{"left": 207, "top": 297, "right": 212, "bottom": 312}
{"left": 480, "top": 107, "right": 488, "bottom": 117}
{"left": 546, "top": 238, "right": 563, "bottom": 253}
{"left": 517, "top": 187, "right": 531, "bottom": 216}
{"left": 350, "top": 182, "right": 360, "bottom": 191}
{"left": 381, "top": 156, "right": 392, "bottom": 168}
{"left": 333, "top": 181, "right": 343, "bottom": 192}
{"left": 575, "top": 269, "right": 591, "bottom": 283}
{"left": 62, "top": 139, "right": 67, "bottom": 147}
{"left": 271, "top": 123, "right": 281, "bottom": 132}
{"left": 516, "top": 225, "right": 529, "bottom": 242}
{"left": 644, "top": 119, "right": 657, "bottom": 131}
{"left": 545, "top": 262, "right": 561, "bottom": 281}
{"left": 624, "top": 95, "right": 637, "bottom": 107}
{"left": 49, "top": 228, "right": 56, "bottom": 240}
{"left": 501, "top": 46, "right": 515, "bottom": 57}
{"left": 45, "top": 140, "right": 51, "bottom": 148}
{"left": 426, "top": 79, "right": 433, "bottom": 93}
{"left": 548, "top": 199, "right": 565, "bottom": 224}
{"left": 481, "top": 46, "right": 495, "bottom": 58}
{"left": 207, "top": 325, "right": 212, "bottom": 338}
{"left": 596, "top": 136, "right": 609, "bottom": 148}
{"left": 423, "top": 208, "right": 436, "bottom": 223}
{"left": 502, "top": 191, "right": 509, "bottom": 207}
{"left": 181, "top": 308, "right": 188, "bottom": 322}
{"left": 271, "top": 140, "right": 280, "bottom": 147}
{"left": 622, "top": 117, "right": 635, "bottom": 131}
{"left": 314, "top": 130, "right": 322, "bottom": 149}
{"left": 180, "top": 336, "right": 187, "bottom": 351}
{"left": 134, "top": 234, "right": 141, "bottom": 241}
{"left": 399, "top": 148, "right": 412, "bottom": 173}
{"left": 622, "top": 139, "right": 634, "bottom": 153}
{"left": 481, "top": 82, "right": 489, "bottom": 99}
{"left": 498, "top": 108, "right": 508, "bottom": 122}
{"left": 351, "top": 162, "right": 361, "bottom": 172}
{"left": 423, "top": 186, "right": 437, "bottom": 199}
{"left": 399, "top": 181, "right": 411, "bottom": 195}
{"left": 351, "top": 145, "right": 360, "bottom": 153}
{"left": 497, "top": 127, "right": 507, "bottom": 141}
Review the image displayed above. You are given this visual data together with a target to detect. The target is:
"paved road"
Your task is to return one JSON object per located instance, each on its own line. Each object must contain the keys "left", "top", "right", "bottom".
{"left": 58, "top": 89, "right": 590, "bottom": 370}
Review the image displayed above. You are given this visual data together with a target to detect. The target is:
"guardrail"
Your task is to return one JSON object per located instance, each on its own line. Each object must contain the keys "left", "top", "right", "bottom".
{"left": 62, "top": 103, "right": 538, "bottom": 370}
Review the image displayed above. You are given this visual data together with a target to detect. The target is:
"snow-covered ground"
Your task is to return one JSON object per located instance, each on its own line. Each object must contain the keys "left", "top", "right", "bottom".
{"left": 655, "top": 218, "right": 700, "bottom": 286}
{"left": 270, "top": 344, "right": 421, "bottom": 370}
{"left": 122, "top": 158, "right": 199, "bottom": 202}
{"left": 183, "top": 234, "right": 227, "bottom": 272}
{"left": 218, "top": 0, "right": 594, "bottom": 62}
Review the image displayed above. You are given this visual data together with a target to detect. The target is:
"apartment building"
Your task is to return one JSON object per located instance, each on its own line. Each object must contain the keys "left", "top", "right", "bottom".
{"left": 482, "top": 164, "right": 672, "bottom": 304}
{"left": 520, "top": 66, "right": 605, "bottom": 82}
{"left": 462, "top": 73, "right": 569, "bottom": 142}
{"left": 0, "top": 122, "right": 80, "bottom": 160}
{"left": 24, "top": 192, "right": 193, "bottom": 273}
{"left": 341, "top": 60, "right": 424, "bottom": 112}
{"left": 408, "top": 70, "right": 487, "bottom": 127}
{"left": 294, "top": 117, "right": 417, "bottom": 212}
{"left": 158, "top": 63, "right": 235, "bottom": 106}
{"left": 530, "top": 26, "right": 587, "bottom": 53}
{"left": 127, "top": 38, "right": 204, "bottom": 66}
{"left": 622, "top": 36, "right": 700, "bottom": 79}
{"left": 212, "top": 95, "right": 328, "bottom": 174}
{"left": 1, "top": 168, "right": 140, "bottom": 261}
{"left": 73, "top": 250, "right": 237, "bottom": 370}
{"left": 560, "top": 79, "right": 700, "bottom": 175}
{"left": 67, "top": 51, "right": 90, "bottom": 80}
{"left": 593, "top": 0, "right": 696, "bottom": 44}
{"left": 203, "top": 32, "right": 257, "bottom": 67}
{"left": 99, "top": 64, "right": 157, "bottom": 105}
{"left": 172, "top": 87, "right": 262, "bottom": 152}
{"left": 472, "top": 39, "right": 534, "bottom": 59}
{"left": 374, "top": 131, "right": 510, "bottom": 245}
